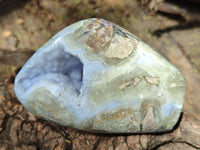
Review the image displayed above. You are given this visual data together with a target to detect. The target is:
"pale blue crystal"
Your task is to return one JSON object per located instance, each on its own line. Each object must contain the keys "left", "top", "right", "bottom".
{"left": 14, "top": 18, "right": 186, "bottom": 133}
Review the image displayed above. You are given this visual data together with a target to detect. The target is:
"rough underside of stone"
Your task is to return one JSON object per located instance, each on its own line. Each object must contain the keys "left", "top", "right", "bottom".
{"left": 14, "top": 18, "right": 186, "bottom": 133}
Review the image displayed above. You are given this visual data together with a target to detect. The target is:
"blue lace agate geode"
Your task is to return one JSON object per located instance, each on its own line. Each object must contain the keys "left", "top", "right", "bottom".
{"left": 14, "top": 18, "right": 186, "bottom": 133}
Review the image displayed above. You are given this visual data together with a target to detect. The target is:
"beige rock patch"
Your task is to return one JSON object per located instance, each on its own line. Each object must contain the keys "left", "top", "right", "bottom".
{"left": 105, "top": 34, "right": 137, "bottom": 59}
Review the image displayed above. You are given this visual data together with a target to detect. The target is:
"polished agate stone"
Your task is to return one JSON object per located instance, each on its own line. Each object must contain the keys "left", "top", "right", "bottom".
{"left": 14, "top": 18, "right": 186, "bottom": 133}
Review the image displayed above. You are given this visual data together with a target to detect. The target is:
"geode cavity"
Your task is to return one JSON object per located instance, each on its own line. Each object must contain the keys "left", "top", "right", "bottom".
{"left": 14, "top": 18, "right": 186, "bottom": 133}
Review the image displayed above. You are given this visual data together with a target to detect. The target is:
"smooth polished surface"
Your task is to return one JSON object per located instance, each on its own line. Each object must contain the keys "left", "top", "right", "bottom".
{"left": 14, "top": 18, "right": 186, "bottom": 133}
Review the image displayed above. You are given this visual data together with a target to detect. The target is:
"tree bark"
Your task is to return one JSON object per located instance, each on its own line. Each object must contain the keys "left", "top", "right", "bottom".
{"left": 0, "top": 49, "right": 35, "bottom": 67}
{"left": 0, "top": 83, "right": 200, "bottom": 150}
{"left": 139, "top": 0, "right": 200, "bottom": 22}
{"left": 0, "top": 50, "right": 200, "bottom": 150}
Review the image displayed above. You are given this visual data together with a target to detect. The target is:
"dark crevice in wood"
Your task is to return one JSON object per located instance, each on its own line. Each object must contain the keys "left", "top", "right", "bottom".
{"left": 92, "top": 137, "right": 101, "bottom": 150}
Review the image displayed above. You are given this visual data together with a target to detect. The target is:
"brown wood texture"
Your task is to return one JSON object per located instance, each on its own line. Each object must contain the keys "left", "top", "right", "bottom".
{"left": 1, "top": 0, "right": 200, "bottom": 149}
{"left": 143, "top": 0, "right": 200, "bottom": 22}
{"left": 0, "top": 89, "right": 200, "bottom": 150}
{"left": 0, "top": 69, "right": 199, "bottom": 149}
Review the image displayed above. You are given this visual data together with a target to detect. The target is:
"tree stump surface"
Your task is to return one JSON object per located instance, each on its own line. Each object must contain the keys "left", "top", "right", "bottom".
{"left": 0, "top": 0, "right": 200, "bottom": 149}
{"left": 0, "top": 83, "right": 200, "bottom": 150}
